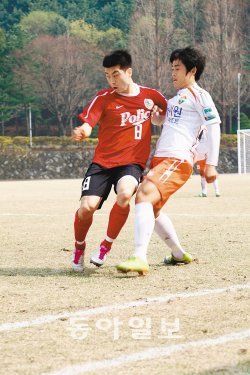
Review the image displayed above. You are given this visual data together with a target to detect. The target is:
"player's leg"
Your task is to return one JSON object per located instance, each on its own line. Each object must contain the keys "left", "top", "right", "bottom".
{"left": 90, "top": 165, "right": 142, "bottom": 267}
{"left": 213, "top": 177, "right": 220, "bottom": 197}
{"left": 153, "top": 159, "right": 193, "bottom": 265}
{"left": 102, "top": 176, "right": 136, "bottom": 248}
{"left": 116, "top": 158, "right": 193, "bottom": 274}
{"left": 154, "top": 211, "right": 192, "bottom": 265}
{"left": 197, "top": 160, "right": 207, "bottom": 197}
{"left": 200, "top": 176, "right": 207, "bottom": 197}
{"left": 116, "top": 178, "right": 160, "bottom": 274}
{"left": 154, "top": 211, "right": 186, "bottom": 259}
{"left": 72, "top": 195, "right": 101, "bottom": 272}
{"left": 72, "top": 164, "right": 111, "bottom": 272}
{"left": 142, "top": 158, "right": 193, "bottom": 267}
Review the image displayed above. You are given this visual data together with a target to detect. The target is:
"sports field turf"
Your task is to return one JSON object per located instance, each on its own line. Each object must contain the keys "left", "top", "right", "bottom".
{"left": 0, "top": 174, "right": 249, "bottom": 374}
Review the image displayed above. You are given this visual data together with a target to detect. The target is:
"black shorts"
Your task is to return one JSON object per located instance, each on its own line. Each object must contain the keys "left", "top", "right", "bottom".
{"left": 81, "top": 163, "right": 143, "bottom": 209}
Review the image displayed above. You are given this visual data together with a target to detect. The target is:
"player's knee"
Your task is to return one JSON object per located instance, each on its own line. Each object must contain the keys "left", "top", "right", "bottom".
{"left": 135, "top": 180, "right": 158, "bottom": 204}
{"left": 116, "top": 190, "right": 132, "bottom": 207}
{"left": 78, "top": 206, "right": 93, "bottom": 220}
{"left": 135, "top": 188, "right": 148, "bottom": 203}
{"left": 79, "top": 199, "right": 98, "bottom": 218}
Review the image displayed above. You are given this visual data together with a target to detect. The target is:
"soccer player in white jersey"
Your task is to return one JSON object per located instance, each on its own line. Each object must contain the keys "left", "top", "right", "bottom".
{"left": 196, "top": 134, "right": 221, "bottom": 197}
{"left": 116, "top": 46, "right": 221, "bottom": 275}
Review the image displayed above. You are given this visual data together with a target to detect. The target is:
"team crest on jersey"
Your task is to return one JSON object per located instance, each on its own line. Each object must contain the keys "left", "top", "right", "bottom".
{"left": 203, "top": 107, "right": 216, "bottom": 121}
{"left": 178, "top": 95, "right": 187, "bottom": 105}
{"left": 144, "top": 98, "right": 154, "bottom": 110}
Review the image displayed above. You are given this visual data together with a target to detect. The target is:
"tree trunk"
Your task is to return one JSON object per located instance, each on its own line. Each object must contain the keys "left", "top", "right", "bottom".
{"left": 33, "top": 117, "right": 36, "bottom": 136}
{"left": 15, "top": 114, "right": 19, "bottom": 135}
{"left": 1, "top": 110, "right": 4, "bottom": 136}
{"left": 154, "top": 1, "right": 160, "bottom": 91}
{"left": 25, "top": 105, "right": 29, "bottom": 136}
{"left": 69, "top": 117, "right": 73, "bottom": 134}
{"left": 1, "top": 119, "right": 4, "bottom": 136}
{"left": 47, "top": 122, "right": 50, "bottom": 136}
{"left": 219, "top": 1, "right": 226, "bottom": 133}
{"left": 57, "top": 118, "right": 66, "bottom": 136}
{"left": 228, "top": 107, "right": 232, "bottom": 134}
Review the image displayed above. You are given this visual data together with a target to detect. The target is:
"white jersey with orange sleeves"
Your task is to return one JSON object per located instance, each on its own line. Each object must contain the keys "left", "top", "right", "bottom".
{"left": 154, "top": 82, "right": 221, "bottom": 165}
{"left": 78, "top": 84, "right": 167, "bottom": 169}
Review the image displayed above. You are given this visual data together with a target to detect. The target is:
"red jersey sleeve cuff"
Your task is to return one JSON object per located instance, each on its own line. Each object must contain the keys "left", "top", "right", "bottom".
{"left": 78, "top": 113, "right": 95, "bottom": 127}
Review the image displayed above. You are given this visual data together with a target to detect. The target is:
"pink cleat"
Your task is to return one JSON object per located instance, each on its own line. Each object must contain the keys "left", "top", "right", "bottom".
{"left": 90, "top": 245, "right": 110, "bottom": 267}
{"left": 71, "top": 247, "right": 85, "bottom": 272}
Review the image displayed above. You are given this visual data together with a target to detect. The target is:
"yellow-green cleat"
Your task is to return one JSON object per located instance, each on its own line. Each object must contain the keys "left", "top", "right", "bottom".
{"left": 116, "top": 256, "right": 149, "bottom": 275}
{"left": 164, "top": 252, "right": 193, "bottom": 265}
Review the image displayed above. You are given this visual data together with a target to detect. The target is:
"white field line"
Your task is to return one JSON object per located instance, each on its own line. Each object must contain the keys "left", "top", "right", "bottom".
{"left": 42, "top": 329, "right": 250, "bottom": 375}
{"left": 0, "top": 213, "right": 250, "bottom": 217}
{"left": 0, "top": 283, "right": 249, "bottom": 333}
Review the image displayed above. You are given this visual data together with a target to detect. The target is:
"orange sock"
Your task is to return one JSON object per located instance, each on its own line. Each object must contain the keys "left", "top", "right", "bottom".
{"left": 74, "top": 210, "right": 93, "bottom": 250}
{"left": 106, "top": 203, "right": 130, "bottom": 242}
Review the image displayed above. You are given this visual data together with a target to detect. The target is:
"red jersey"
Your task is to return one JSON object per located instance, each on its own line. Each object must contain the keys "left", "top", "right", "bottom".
{"left": 78, "top": 85, "right": 167, "bottom": 169}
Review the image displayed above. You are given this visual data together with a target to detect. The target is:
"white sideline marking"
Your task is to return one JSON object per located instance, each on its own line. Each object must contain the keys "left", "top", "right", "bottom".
{"left": 0, "top": 283, "right": 249, "bottom": 333}
{"left": 42, "top": 329, "right": 250, "bottom": 375}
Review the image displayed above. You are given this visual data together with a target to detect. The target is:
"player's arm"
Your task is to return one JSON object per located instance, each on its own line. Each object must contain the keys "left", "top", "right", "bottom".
{"left": 72, "top": 122, "right": 92, "bottom": 141}
{"left": 195, "top": 90, "right": 221, "bottom": 183}
{"left": 151, "top": 92, "right": 167, "bottom": 126}
{"left": 151, "top": 105, "right": 165, "bottom": 126}
{"left": 72, "top": 89, "right": 106, "bottom": 141}
{"left": 204, "top": 122, "right": 221, "bottom": 183}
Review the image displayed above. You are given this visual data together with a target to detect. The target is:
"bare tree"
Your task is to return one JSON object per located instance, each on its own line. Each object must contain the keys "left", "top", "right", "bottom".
{"left": 201, "top": 0, "right": 249, "bottom": 133}
{"left": 129, "top": 0, "right": 175, "bottom": 96}
{"left": 175, "top": 0, "right": 205, "bottom": 46}
{"left": 14, "top": 35, "right": 102, "bottom": 135}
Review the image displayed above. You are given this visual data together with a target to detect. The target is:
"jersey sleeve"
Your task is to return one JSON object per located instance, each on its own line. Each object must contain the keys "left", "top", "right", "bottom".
{"left": 152, "top": 90, "right": 167, "bottom": 116}
{"left": 78, "top": 89, "right": 108, "bottom": 128}
{"left": 195, "top": 90, "right": 221, "bottom": 126}
{"left": 196, "top": 131, "right": 208, "bottom": 156}
{"left": 195, "top": 90, "right": 221, "bottom": 166}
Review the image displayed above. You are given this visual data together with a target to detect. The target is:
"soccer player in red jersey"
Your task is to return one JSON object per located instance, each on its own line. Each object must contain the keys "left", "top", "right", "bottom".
{"left": 71, "top": 50, "right": 167, "bottom": 272}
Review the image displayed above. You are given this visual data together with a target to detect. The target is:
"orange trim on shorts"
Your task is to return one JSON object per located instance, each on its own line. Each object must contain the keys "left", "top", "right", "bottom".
{"left": 146, "top": 157, "right": 193, "bottom": 209}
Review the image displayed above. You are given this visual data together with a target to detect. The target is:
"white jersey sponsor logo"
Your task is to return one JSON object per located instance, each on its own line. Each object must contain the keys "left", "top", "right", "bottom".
{"left": 120, "top": 109, "right": 151, "bottom": 127}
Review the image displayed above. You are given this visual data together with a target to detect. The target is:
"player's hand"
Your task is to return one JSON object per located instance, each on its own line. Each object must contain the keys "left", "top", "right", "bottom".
{"left": 151, "top": 105, "right": 163, "bottom": 117}
{"left": 205, "top": 164, "right": 218, "bottom": 183}
{"left": 151, "top": 105, "right": 165, "bottom": 126}
{"left": 72, "top": 123, "right": 92, "bottom": 141}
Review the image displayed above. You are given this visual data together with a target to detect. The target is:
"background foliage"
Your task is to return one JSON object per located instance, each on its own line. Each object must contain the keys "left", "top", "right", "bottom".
{"left": 0, "top": 0, "right": 249, "bottom": 136}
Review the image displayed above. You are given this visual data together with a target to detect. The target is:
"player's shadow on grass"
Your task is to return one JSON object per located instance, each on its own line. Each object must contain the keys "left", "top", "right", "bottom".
{"left": 0, "top": 267, "right": 99, "bottom": 277}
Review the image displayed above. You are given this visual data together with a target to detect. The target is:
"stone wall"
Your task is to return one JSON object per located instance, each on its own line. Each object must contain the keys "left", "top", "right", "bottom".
{"left": 0, "top": 146, "right": 238, "bottom": 180}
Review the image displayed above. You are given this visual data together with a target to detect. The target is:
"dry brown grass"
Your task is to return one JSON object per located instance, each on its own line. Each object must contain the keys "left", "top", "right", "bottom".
{"left": 0, "top": 174, "right": 249, "bottom": 374}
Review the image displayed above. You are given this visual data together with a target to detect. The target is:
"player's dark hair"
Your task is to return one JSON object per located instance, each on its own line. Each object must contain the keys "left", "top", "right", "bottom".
{"left": 170, "top": 46, "right": 206, "bottom": 81}
{"left": 103, "top": 50, "right": 132, "bottom": 69}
